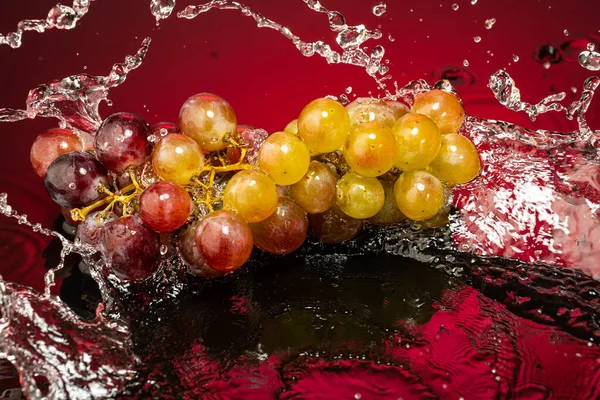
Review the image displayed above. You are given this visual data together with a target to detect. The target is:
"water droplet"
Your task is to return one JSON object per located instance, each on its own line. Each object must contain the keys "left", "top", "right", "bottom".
{"left": 355, "top": 394, "right": 362, "bottom": 400}
{"left": 571, "top": 86, "right": 578, "bottom": 93}
{"left": 388, "top": 34, "right": 395, "bottom": 42}
{"left": 543, "top": 61, "right": 551, "bottom": 69}
{"left": 372, "top": 2, "right": 386, "bottom": 16}
{"left": 18, "top": 215, "right": 28, "bottom": 225}
{"left": 474, "top": 36, "right": 482, "bottom": 43}
{"left": 533, "top": 44, "right": 562, "bottom": 65}
{"left": 484, "top": 18, "right": 496, "bottom": 29}
{"left": 471, "top": 0, "right": 478, "bottom": 4}
{"left": 564, "top": 29, "right": 569, "bottom": 36}
{"left": 463, "top": 59, "right": 470, "bottom": 66}
{"left": 345, "top": 86, "right": 352, "bottom": 94}
{"left": 513, "top": 54, "right": 519, "bottom": 62}
{"left": 452, "top": 3, "right": 459, "bottom": 11}
{"left": 588, "top": 43, "right": 596, "bottom": 52}
{"left": 68, "top": 183, "right": 76, "bottom": 190}
{"left": 578, "top": 51, "right": 600, "bottom": 71}
{"left": 160, "top": 245, "right": 168, "bottom": 255}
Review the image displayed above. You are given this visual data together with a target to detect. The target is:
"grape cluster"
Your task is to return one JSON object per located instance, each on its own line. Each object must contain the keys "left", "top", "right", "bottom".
{"left": 31, "top": 89, "right": 481, "bottom": 282}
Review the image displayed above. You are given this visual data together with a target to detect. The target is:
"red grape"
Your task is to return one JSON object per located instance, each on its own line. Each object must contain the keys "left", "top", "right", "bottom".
{"left": 95, "top": 112, "right": 154, "bottom": 173}
{"left": 250, "top": 197, "right": 308, "bottom": 255}
{"left": 178, "top": 222, "right": 226, "bottom": 278}
{"left": 194, "top": 210, "right": 253, "bottom": 272}
{"left": 139, "top": 182, "right": 193, "bottom": 232}
{"left": 151, "top": 121, "right": 180, "bottom": 137}
{"left": 75, "top": 211, "right": 115, "bottom": 246}
{"left": 102, "top": 215, "right": 161, "bottom": 281}
{"left": 30, "top": 128, "right": 83, "bottom": 178}
{"left": 44, "top": 152, "right": 110, "bottom": 209}
{"left": 309, "top": 206, "right": 363, "bottom": 243}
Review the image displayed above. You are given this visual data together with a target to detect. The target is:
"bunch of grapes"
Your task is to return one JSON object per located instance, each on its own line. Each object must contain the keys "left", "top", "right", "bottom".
{"left": 31, "top": 89, "right": 481, "bottom": 282}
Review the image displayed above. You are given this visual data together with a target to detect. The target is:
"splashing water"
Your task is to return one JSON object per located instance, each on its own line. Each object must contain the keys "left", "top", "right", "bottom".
{"left": 372, "top": 2, "right": 387, "bottom": 16}
{"left": 1, "top": 0, "right": 600, "bottom": 398}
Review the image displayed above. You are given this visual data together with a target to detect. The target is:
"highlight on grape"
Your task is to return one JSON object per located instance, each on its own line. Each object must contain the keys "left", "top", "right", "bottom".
{"left": 33, "top": 90, "right": 481, "bottom": 281}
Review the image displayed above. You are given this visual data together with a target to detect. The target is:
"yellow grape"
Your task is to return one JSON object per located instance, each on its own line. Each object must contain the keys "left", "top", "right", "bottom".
{"left": 429, "top": 133, "right": 481, "bottom": 185}
{"left": 258, "top": 132, "right": 311, "bottom": 185}
{"left": 336, "top": 171, "right": 384, "bottom": 219}
{"left": 412, "top": 89, "right": 465, "bottom": 134}
{"left": 297, "top": 98, "right": 350, "bottom": 154}
{"left": 345, "top": 98, "right": 397, "bottom": 128}
{"left": 290, "top": 161, "right": 337, "bottom": 214}
{"left": 392, "top": 113, "right": 441, "bottom": 171}
{"left": 385, "top": 101, "right": 410, "bottom": 120}
{"left": 284, "top": 119, "right": 299, "bottom": 134}
{"left": 222, "top": 170, "right": 278, "bottom": 223}
{"left": 368, "top": 177, "right": 406, "bottom": 225}
{"left": 393, "top": 170, "right": 444, "bottom": 221}
{"left": 152, "top": 134, "right": 205, "bottom": 185}
{"left": 342, "top": 123, "right": 398, "bottom": 177}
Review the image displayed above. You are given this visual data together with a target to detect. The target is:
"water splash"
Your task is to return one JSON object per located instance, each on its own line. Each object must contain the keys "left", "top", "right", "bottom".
{"left": 150, "top": 0, "right": 176, "bottom": 23}
{"left": 579, "top": 50, "right": 600, "bottom": 71}
{"left": 372, "top": 2, "right": 387, "bottom": 16}
{"left": 0, "top": 38, "right": 151, "bottom": 132}
{"left": 0, "top": 0, "right": 95, "bottom": 49}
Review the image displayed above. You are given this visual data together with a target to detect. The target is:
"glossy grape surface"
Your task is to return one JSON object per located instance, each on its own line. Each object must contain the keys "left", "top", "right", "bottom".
{"left": 95, "top": 112, "right": 154, "bottom": 173}
{"left": 178, "top": 222, "right": 226, "bottom": 278}
{"left": 75, "top": 211, "right": 116, "bottom": 246}
{"left": 194, "top": 210, "right": 253, "bottom": 272}
{"left": 336, "top": 172, "right": 385, "bottom": 219}
{"left": 368, "top": 177, "right": 406, "bottom": 225}
{"left": 44, "top": 152, "right": 110, "bottom": 209}
{"left": 346, "top": 98, "right": 398, "bottom": 128}
{"left": 392, "top": 113, "right": 442, "bottom": 171}
{"left": 297, "top": 98, "right": 350, "bottom": 154}
{"left": 102, "top": 215, "right": 161, "bottom": 281}
{"left": 412, "top": 89, "right": 465, "bottom": 134}
{"left": 30, "top": 128, "right": 83, "bottom": 178}
{"left": 393, "top": 170, "right": 445, "bottom": 221}
{"left": 139, "top": 182, "right": 193, "bottom": 232}
{"left": 290, "top": 161, "right": 337, "bottom": 214}
{"left": 151, "top": 122, "right": 180, "bottom": 137}
{"left": 385, "top": 100, "right": 410, "bottom": 120}
{"left": 222, "top": 170, "right": 278, "bottom": 223}
{"left": 429, "top": 133, "right": 481, "bottom": 185}
{"left": 342, "top": 123, "right": 398, "bottom": 177}
{"left": 152, "top": 134, "right": 205, "bottom": 185}
{"left": 250, "top": 197, "right": 308, "bottom": 255}
{"left": 284, "top": 119, "right": 299, "bottom": 134}
{"left": 258, "top": 132, "right": 311, "bottom": 185}
{"left": 179, "top": 93, "right": 237, "bottom": 152}
{"left": 309, "top": 206, "right": 363, "bottom": 243}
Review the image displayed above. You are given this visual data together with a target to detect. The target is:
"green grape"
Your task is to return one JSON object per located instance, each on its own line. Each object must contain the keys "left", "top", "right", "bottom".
{"left": 412, "top": 89, "right": 465, "bottom": 134}
{"left": 258, "top": 132, "right": 311, "bottom": 185}
{"left": 290, "top": 161, "right": 337, "bottom": 214}
{"left": 297, "top": 98, "right": 350, "bottom": 154}
{"left": 345, "top": 98, "right": 398, "bottom": 128}
{"left": 152, "top": 134, "right": 205, "bottom": 185}
{"left": 222, "top": 170, "right": 278, "bottom": 223}
{"left": 336, "top": 171, "right": 385, "bottom": 219}
{"left": 392, "top": 113, "right": 442, "bottom": 171}
{"left": 342, "top": 123, "right": 398, "bottom": 177}
{"left": 393, "top": 170, "right": 444, "bottom": 221}
{"left": 284, "top": 119, "right": 299, "bottom": 134}
{"left": 368, "top": 177, "right": 406, "bottom": 225}
{"left": 429, "top": 133, "right": 481, "bottom": 185}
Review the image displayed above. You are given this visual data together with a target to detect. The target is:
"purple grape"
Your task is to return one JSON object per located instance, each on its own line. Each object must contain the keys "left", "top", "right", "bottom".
{"left": 75, "top": 211, "right": 116, "bottom": 247}
{"left": 44, "top": 152, "right": 110, "bottom": 209}
{"left": 102, "top": 215, "right": 161, "bottom": 281}
{"left": 95, "top": 112, "right": 154, "bottom": 173}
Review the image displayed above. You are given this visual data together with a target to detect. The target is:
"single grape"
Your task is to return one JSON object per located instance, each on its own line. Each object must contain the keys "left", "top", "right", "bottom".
{"left": 385, "top": 101, "right": 410, "bottom": 120}
{"left": 75, "top": 211, "right": 116, "bottom": 246}
{"left": 222, "top": 170, "right": 278, "bottom": 223}
{"left": 290, "top": 161, "right": 337, "bottom": 214}
{"left": 429, "top": 133, "right": 481, "bottom": 185}
{"left": 102, "top": 215, "right": 161, "bottom": 281}
{"left": 44, "top": 152, "right": 110, "bottom": 209}
{"left": 412, "top": 89, "right": 465, "bottom": 134}
{"left": 194, "top": 210, "right": 253, "bottom": 272}
{"left": 139, "top": 182, "right": 193, "bottom": 232}
{"left": 309, "top": 206, "right": 363, "bottom": 243}
{"left": 151, "top": 121, "right": 180, "bottom": 137}
{"left": 152, "top": 134, "right": 205, "bottom": 185}
{"left": 226, "top": 125, "right": 267, "bottom": 165}
{"left": 30, "top": 128, "right": 83, "bottom": 178}
{"left": 297, "top": 98, "right": 350, "bottom": 154}
{"left": 392, "top": 113, "right": 442, "bottom": 171}
{"left": 345, "top": 98, "right": 397, "bottom": 128}
{"left": 368, "top": 177, "right": 406, "bottom": 225}
{"left": 342, "top": 123, "right": 398, "bottom": 177}
{"left": 178, "top": 222, "right": 226, "bottom": 278}
{"left": 179, "top": 93, "right": 237, "bottom": 152}
{"left": 95, "top": 112, "right": 154, "bottom": 173}
{"left": 393, "top": 170, "right": 444, "bottom": 221}
{"left": 258, "top": 132, "right": 311, "bottom": 185}
{"left": 336, "top": 171, "right": 385, "bottom": 219}
{"left": 284, "top": 119, "right": 299, "bottom": 134}
{"left": 250, "top": 197, "right": 308, "bottom": 255}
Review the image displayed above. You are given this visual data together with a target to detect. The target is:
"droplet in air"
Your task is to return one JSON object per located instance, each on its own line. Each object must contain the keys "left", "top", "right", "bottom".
{"left": 388, "top": 34, "right": 395, "bottom": 42}
{"left": 588, "top": 43, "right": 596, "bottom": 52}
{"left": 578, "top": 50, "right": 600, "bottom": 71}
{"left": 463, "top": 59, "right": 470, "bottom": 66}
{"left": 452, "top": 3, "right": 459, "bottom": 11}
{"left": 471, "top": 0, "right": 478, "bottom": 4}
{"left": 345, "top": 86, "right": 353, "bottom": 94}
{"left": 564, "top": 29, "right": 570, "bottom": 36}
{"left": 513, "top": 54, "right": 519, "bottom": 62}
{"left": 484, "top": 18, "right": 496, "bottom": 29}
{"left": 372, "top": 2, "right": 387, "bottom": 16}
{"left": 474, "top": 36, "right": 482, "bottom": 43}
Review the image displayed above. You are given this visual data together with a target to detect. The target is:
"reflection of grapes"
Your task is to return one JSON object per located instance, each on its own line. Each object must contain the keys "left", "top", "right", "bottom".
{"left": 194, "top": 210, "right": 253, "bottom": 272}
{"left": 139, "top": 182, "right": 192, "bottom": 232}
{"left": 290, "top": 161, "right": 337, "bottom": 214}
{"left": 30, "top": 128, "right": 83, "bottom": 178}
{"left": 44, "top": 152, "right": 110, "bottom": 209}
{"left": 250, "top": 197, "right": 308, "bottom": 255}
{"left": 310, "top": 206, "right": 363, "bottom": 244}
{"left": 95, "top": 112, "right": 154, "bottom": 173}
{"left": 222, "top": 170, "right": 278, "bottom": 223}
